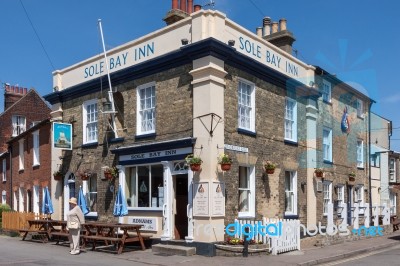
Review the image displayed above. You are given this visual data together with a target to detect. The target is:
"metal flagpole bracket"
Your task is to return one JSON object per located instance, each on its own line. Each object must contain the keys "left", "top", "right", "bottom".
{"left": 193, "top": 113, "right": 222, "bottom": 137}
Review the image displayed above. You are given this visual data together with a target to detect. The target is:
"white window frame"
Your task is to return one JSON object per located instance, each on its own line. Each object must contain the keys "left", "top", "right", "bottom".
{"left": 2, "top": 159, "right": 6, "bottom": 182}
{"left": 82, "top": 175, "right": 98, "bottom": 217}
{"left": 33, "top": 185, "right": 39, "bottom": 214}
{"left": 12, "top": 115, "right": 26, "bottom": 137}
{"left": 19, "top": 187, "right": 25, "bottom": 212}
{"left": 356, "top": 99, "right": 364, "bottom": 118}
{"left": 323, "top": 181, "right": 332, "bottom": 216}
{"left": 390, "top": 158, "right": 396, "bottom": 182}
{"left": 357, "top": 140, "right": 364, "bottom": 168}
{"left": 284, "top": 98, "right": 297, "bottom": 142}
{"left": 323, "top": 127, "right": 332, "bottom": 162}
{"left": 238, "top": 165, "right": 255, "bottom": 218}
{"left": 337, "top": 185, "right": 344, "bottom": 216}
{"left": 18, "top": 139, "right": 24, "bottom": 171}
{"left": 32, "top": 130, "right": 40, "bottom": 166}
{"left": 13, "top": 191, "right": 17, "bottom": 211}
{"left": 1, "top": 190, "right": 6, "bottom": 204}
{"left": 82, "top": 99, "right": 98, "bottom": 144}
{"left": 355, "top": 185, "right": 365, "bottom": 214}
{"left": 390, "top": 192, "right": 397, "bottom": 215}
{"left": 136, "top": 82, "right": 156, "bottom": 136}
{"left": 284, "top": 171, "right": 297, "bottom": 216}
{"left": 238, "top": 79, "right": 255, "bottom": 133}
{"left": 322, "top": 80, "right": 331, "bottom": 103}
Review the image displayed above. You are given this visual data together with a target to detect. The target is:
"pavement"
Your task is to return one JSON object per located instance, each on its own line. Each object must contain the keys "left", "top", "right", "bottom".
{"left": 1, "top": 230, "right": 400, "bottom": 265}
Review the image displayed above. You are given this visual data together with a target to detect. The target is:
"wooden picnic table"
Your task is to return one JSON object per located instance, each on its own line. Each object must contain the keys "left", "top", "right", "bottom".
{"left": 81, "top": 222, "right": 149, "bottom": 254}
{"left": 19, "top": 219, "right": 60, "bottom": 242}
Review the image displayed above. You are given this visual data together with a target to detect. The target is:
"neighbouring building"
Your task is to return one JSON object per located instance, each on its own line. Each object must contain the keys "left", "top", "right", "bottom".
{"left": 42, "top": 0, "right": 380, "bottom": 253}
{"left": 0, "top": 85, "right": 52, "bottom": 212}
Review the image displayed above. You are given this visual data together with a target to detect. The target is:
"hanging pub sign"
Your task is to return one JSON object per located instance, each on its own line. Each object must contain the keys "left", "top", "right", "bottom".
{"left": 341, "top": 106, "right": 350, "bottom": 134}
{"left": 53, "top": 122, "right": 72, "bottom": 150}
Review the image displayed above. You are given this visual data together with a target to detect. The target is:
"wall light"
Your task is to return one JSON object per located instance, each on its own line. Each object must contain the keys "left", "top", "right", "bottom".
{"left": 228, "top": 40, "right": 235, "bottom": 46}
{"left": 181, "top": 38, "right": 189, "bottom": 45}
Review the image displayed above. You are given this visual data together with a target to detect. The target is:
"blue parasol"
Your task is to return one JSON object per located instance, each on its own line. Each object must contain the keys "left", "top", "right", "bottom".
{"left": 42, "top": 186, "right": 54, "bottom": 215}
{"left": 78, "top": 186, "right": 90, "bottom": 215}
{"left": 113, "top": 185, "right": 128, "bottom": 217}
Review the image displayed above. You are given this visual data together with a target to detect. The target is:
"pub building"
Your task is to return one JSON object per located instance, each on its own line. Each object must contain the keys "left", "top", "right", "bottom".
{"left": 44, "top": 0, "right": 374, "bottom": 253}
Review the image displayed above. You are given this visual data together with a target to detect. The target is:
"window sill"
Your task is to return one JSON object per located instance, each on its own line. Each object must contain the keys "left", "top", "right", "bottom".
{"left": 237, "top": 128, "right": 256, "bottom": 137}
{"left": 323, "top": 100, "right": 332, "bottom": 105}
{"left": 323, "top": 160, "right": 333, "bottom": 165}
{"left": 357, "top": 166, "right": 364, "bottom": 170}
{"left": 82, "top": 142, "right": 98, "bottom": 148}
{"left": 284, "top": 139, "right": 298, "bottom": 146}
{"left": 238, "top": 212, "right": 255, "bottom": 219}
{"left": 135, "top": 133, "right": 156, "bottom": 140}
{"left": 127, "top": 207, "right": 162, "bottom": 211}
{"left": 109, "top": 137, "right": 125, "bottom": 143}
{"left": 284, "top": 214, "right": 298, "bottom": 219}
{"left": 32, "top": 164, "right": 40, "bottom": 168}
{"left": 357, "top": 115, "right": 365, "bottom": 120}
{"left": 85, "top": 212, "right": 98, "bottom": 218}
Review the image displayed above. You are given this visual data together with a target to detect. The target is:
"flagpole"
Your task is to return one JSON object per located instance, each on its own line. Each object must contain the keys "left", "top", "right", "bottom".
{"left": 98, "top": 19, "right": 119, "bottom": 138}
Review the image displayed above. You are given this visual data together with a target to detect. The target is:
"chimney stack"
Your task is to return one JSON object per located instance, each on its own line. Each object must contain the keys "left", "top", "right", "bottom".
{"left": 194, "top": 4, "right": 202, "bottom": 12}
{"left": 4, "top": 83, "right": 29, "bottom": 111}
{"left": 271, "top": 22, "right": 278, "bottom": 34}
{"left": 261, "top": 17, "right": 296, "bottom": 54}
{"left": 256, "top": 27, "right": 263, "bottom": 38}
{"left": 262, "top": 17, "right": 271, "bottom": 37}
{"left": 164, "top": 0, "right": 194, "bottom": 25}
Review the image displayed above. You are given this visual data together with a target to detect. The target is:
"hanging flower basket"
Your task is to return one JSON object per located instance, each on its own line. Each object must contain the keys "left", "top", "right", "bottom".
{"left": 53, "top": 171, "right": 63, "bottom": 181}
{"left": 315, "top": 168, "right": 324, "bottom": 178}
{"left": 103, "top": 166, "right": 118, "bottom": 180}
{"left": 220, "top": 163, "right": 232, "bottom": 171}
{"left": 185, "top": 154, "right": 202, "bottom": 172}
{"left": 218, "top": 153, "right": 233, "bottom": 171}
{"left": 190, "top": 163, "right": 202, "bottom": 172}
{"left": 77, "top": 169, "right": 91, "bottom": 181}
{"left": 348, "top": 171, "right": 356, "bottom": 181}
{"left": 264, "top": 161, "right": 276, "bottom": 174}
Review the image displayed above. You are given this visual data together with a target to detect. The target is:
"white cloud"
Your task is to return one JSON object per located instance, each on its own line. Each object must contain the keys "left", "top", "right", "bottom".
{"left": 381, "top": 93, "right": 400, "bottom": 103}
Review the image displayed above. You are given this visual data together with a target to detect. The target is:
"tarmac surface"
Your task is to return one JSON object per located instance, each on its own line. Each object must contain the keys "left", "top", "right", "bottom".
{"left": 0, "top": 230, "right": 400, "bottom": 265}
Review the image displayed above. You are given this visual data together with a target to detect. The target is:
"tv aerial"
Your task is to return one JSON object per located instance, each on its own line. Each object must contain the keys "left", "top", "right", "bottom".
{"left": 203, "top": 0, "right": 215, "bottom": 9}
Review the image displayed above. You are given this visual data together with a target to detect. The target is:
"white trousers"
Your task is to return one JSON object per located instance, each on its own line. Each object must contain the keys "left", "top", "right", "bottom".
{"left": 68, "top": 228, "right": 81, "bottom": 252}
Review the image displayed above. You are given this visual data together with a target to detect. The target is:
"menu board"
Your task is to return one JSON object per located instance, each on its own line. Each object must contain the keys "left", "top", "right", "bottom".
{"left": 193, "top": 182, "right": 209, "bottom": 216}
{"left": 211, "top": 182, "right": 225, "bottom": 216}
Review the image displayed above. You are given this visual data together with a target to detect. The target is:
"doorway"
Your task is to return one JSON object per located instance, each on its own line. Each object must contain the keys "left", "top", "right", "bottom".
{"left": 347, "top": 186, "right": 353, "bottom": 225}
{"left": 174, "top": 175, "right": 188, "bottom": 239}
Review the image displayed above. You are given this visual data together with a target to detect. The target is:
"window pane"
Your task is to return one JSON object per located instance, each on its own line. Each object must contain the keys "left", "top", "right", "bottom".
{"left": 138, "top": 166, "right": 150, "bottom": 207}
{"left": 239, "top": 190, "right": 249, "bottom": 212}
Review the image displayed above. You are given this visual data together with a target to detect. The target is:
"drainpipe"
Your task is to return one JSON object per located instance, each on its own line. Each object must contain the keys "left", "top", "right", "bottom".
{"left": 368, "top": 100, "right": 375, "bottom": 224}
{"left": 9, "top": 146, "right": 12, "bottom": 208}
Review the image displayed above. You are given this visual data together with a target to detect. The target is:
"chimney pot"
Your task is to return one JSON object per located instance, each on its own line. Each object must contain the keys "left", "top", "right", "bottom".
{"left": 263, "top": 16, "right": 271, "bottom": 36}
{"left": 279, "top": 18, "right": 287, "bottom": 31}
{"left": 24, "top": 88, "right": 28, "bottom": 94}
{"left": 180, "top": 0, "right": 187, "bottom": 12}
{"left": 256, "top": 27, "right": 263, "bottom": 38}
{"left": 187, "top": 0, "right": 193, "bottom": 13}
{"left": 172, "top": 0, "right": 178, "bottom": 9}
{"left": 194, "top": 4, "right": 201, "bottom": 12}
{"left": 271, "top": 22, "right": 279, "bottom": 34}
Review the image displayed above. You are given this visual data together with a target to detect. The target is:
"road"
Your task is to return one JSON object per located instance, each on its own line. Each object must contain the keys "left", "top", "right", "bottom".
{"left": 320, "top": 245, "right": 400, "bottom": 266}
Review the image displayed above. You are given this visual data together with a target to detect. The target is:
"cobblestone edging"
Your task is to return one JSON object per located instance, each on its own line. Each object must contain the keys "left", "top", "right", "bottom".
{"left": 214, "top": 244, "right": 269, "bottom": 256}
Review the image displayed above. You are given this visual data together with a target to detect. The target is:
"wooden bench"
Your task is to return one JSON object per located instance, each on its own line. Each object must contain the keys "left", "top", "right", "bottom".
{"left": 391, "top": 215, "right": 400, "bottom": 231}
{"left": 19, "top": 229, "right": 49, "bottom": 242}
{"left": 50, "top": 231, "right": 70, "bottom": 244}
{"left": 82, "top": 234, "right": 151, "bottom": 254}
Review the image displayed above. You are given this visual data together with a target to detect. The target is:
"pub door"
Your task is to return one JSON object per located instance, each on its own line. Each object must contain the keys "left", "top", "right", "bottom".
{"left": 174, "top": 174, "right": 188, "bottom": 239}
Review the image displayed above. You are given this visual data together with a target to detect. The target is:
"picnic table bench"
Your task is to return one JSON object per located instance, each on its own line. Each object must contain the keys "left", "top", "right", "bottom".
{"left": 19, "top": 219, "right": 52, "bottom": 242}
{"left": 82, "top": 222, "right": 150, "bottom": 254}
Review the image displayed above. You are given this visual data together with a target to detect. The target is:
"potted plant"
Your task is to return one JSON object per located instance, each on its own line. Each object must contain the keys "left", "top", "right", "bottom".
{"left": 264, "top": 161, "right": 276, "bottom": 174}
{"left": 77, "top": 169, "right": 91, "bottom": 181}
{"left": 185, "top": 154, "right": 203, "bottom": 172}
{"left": 348, "top": 171, "right": 356, "bottom": 181}
{"left": 53, "top": 170, "right": 63, "bottom": 181}
{"left": 104, "top": 166, "right": 118, "bottom": 180}
{"left": 314, "top": 168, "right": 324, "bottom": 178}
{"left": 218, "top": 153, "right": 233, "bottom": 171}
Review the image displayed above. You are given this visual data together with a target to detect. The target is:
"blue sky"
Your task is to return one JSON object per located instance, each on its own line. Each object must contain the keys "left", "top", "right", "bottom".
{"left": 0, "top": 0, "right": 399, "bottom": 150}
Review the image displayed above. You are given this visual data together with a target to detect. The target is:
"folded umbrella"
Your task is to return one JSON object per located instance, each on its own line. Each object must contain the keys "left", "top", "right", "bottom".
{"left": 78, "top": 186, "right": 90, "bottom": 215}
